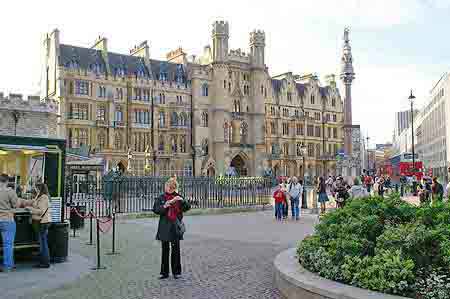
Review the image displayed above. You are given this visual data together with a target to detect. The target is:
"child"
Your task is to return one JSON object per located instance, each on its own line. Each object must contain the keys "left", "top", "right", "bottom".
{"left": 273, "top": 184, "right": 286, "bottom": 221}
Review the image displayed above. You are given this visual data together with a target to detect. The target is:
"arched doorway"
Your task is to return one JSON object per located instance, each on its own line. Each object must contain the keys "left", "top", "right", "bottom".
{"left": 207, "top": 166, "right": 216, "bottom": 177}
{"left": 117, "top": 160, "right": 126, "bottom": 174}
{"left": 230, "top": 155, "right": 247, "bottom": 176}
{"left": 273, "top": 164, "right": 280, "bottom": 177}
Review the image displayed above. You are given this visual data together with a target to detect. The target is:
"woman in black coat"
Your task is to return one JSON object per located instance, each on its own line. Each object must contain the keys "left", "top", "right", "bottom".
{"left": 153, "top": 177, "right": 191, "bottom": 279}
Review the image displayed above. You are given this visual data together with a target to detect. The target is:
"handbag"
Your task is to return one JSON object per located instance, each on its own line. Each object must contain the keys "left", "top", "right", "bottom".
{"left": 32, "top": 207, "right": 49, "bottom": 234}
{"left": 174, "top": 218, "right": 186, "bottom": 237}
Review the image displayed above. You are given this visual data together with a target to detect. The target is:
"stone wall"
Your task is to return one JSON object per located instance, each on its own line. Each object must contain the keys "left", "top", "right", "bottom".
{"left": 0, "top": 93, "right": 58, "bottom": 138}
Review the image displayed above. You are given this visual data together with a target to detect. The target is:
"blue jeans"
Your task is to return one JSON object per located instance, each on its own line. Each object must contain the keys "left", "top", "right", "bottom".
{"left": 290, "top": 197, "right": 300, "bottom": 219}
{"left": 38, "top": 223, "right": 50, "bottom": 265}
{"left": 275, "top": 202, "right": 284, "bottom": 220}
{"left": 0, "top": 221, "right": 16, "bottom": 269}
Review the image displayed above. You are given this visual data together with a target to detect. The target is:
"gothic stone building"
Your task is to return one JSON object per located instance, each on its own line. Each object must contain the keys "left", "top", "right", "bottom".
{"left": 41, "top": 21, "right": 344, "bottom": 177}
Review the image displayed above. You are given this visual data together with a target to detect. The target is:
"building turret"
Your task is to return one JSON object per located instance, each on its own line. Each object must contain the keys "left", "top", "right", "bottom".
{"left": 211, "top": 21, "right": 229, "bottom": 62}
{"left": 249, "top": 30, "right": 265, "bottom": 68}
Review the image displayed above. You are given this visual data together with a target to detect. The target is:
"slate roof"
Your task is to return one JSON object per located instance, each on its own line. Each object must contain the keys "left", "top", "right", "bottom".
{"left": 319, "top": 86, "right": 329, "bottom": 98}
{"left": 271, "top": 79, "right": 282, "bottom": 94}
{"left": 59, "top": 44, "right": 186, "bottom": 81}
{"left": 296, "top": 83, "right": 307, "bottom": 97}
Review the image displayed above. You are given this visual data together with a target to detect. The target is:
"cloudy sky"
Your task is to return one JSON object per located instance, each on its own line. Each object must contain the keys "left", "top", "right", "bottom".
{"left": 1, "top": 0, "right": 448, "bottom": 145}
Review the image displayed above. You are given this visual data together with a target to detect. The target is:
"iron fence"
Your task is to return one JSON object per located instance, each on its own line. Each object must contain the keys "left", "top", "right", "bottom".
{"left": 65, "top": 175, "right": 273, "bottom": 218}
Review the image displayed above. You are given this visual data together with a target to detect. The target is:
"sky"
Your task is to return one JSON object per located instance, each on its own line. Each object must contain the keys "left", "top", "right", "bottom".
{"left": 1, "top": 0, "right": 449, "bottom": 145}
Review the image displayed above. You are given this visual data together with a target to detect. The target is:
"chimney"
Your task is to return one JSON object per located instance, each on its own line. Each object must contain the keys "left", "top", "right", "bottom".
{"left": 91, "top": 35, "right": 108, "bottom": 52}
{"left": 130, "top": 40, "right": 150, "bottom": 59}
{"left": 166, "top": 47, "right": 186, "bottom": 64}
{"left": 325, "top": 74, "right": 336, "bottom": 88}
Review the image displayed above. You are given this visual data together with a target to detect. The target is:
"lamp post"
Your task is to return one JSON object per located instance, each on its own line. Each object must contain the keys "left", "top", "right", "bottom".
{"left": 300, "top": 145, "right": 307, "bottom": 208}
{"left": 366, "top": 136, "right": 370, "bottom": 174}
{"left": 408, "top": 90, "right": 416, "bottom": 172}
{"left": 322, "top": 111, "right": 328, "bottom": 177}
{"left": 408, "top": 90, "right": 417, "bottom": 195}
{"left": 190, "top": 94, "right": 195, "bottom": 177}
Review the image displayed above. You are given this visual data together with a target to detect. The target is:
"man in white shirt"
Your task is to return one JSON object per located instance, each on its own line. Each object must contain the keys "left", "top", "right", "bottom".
{"left": 288, "top": 177, "right": 303, "bottom": 221}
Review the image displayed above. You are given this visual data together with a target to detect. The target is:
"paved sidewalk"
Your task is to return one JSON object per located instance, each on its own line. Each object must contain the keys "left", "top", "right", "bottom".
{"left": 18, "top": 210, "right": 317, "bottom": 299}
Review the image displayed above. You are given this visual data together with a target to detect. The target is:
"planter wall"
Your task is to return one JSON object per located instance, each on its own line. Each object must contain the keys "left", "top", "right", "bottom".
{"left": 273, "top": 248, "right": 410, "bottom": 299}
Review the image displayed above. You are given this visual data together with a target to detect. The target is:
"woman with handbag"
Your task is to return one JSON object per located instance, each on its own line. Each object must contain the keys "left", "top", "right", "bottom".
{"left": 23, "top": 182, "right": 51, "bottom": 268}
{"left": 153, "top": 177, "right": 191, "bottom": 279}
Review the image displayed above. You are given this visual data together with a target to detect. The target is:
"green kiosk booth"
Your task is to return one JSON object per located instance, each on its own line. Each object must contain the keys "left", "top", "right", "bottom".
{"left": 0, "top": 135, "right": 69, "bottom": 263}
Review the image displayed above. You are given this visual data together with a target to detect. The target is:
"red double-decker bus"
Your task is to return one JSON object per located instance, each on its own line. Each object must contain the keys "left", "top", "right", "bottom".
{"left": 389, "top": 153, "right": 423, "bottom": 183}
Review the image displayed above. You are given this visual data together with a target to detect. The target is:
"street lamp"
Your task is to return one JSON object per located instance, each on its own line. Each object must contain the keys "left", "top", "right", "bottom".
{"left": 408, "top": 90, "right": 416, "bottom": 172}
{"left": 366, "top": 136, "right": 370, "bottom": 174}
{"left": 300, "top": 144, "right": 307, "bottom": 208}
{"left": 322, "top": 111, "right": 328, "bottom": 177}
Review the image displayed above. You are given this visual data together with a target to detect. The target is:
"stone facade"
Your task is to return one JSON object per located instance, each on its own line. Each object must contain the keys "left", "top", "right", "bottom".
{"left": 41, "top": 21, "right": 344, "bottom": 177}
{"left": 0, "top": 93, "right": 58, "bottom": 138}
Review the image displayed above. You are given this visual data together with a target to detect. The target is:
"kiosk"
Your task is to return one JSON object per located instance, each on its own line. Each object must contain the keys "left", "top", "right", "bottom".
{"left": 0, "top": 135, "right": 68, "bottom": 262}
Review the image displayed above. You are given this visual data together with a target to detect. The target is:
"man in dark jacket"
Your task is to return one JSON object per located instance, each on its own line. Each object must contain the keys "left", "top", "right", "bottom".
{"left": 153, "top": 177, "right": 191, "bottom": 279}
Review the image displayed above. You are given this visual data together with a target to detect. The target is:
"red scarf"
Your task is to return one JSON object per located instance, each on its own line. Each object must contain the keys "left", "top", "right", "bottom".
{"left": 164, "top": 192, "right": 181, "bottom": 222}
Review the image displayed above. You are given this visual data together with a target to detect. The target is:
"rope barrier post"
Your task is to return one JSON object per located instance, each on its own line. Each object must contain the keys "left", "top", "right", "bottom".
{"left": 86, "top": 209, "right": 94, "bottom": 246}
{"left": 91, "top": 218, "right": 106, "bottom": 270}
{"left": 106, "top": 212, "right": 119, "bottom": 255}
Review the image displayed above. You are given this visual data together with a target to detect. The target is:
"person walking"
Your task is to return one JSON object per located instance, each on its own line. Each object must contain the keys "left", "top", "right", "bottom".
{"left": 348, "top": 177, "right": 369, "bottom": 199}
{"left": 377, "top": 178, "right": 386, "bottom": 198}
{"left": 288, "top": 177, "right": 302, "bottom": 221}
{"left": 364, "top": 175, "right": 373, "bottom": 194}
{"left": 23, "top": 182, "right": 52, "bottom": 268}
{"left": 0, "top": 174, "right": 19, "bottom": 272}
{"left": 273, "top": 183, "right": 286, "bottom": 221}
{"left": 281, "top": 180, "right": 289, "bottom": 220}
{"left": 431, "top": 176, "right": 444, "bottom": 203}
{"left": 153, "top": 177, "right": 191, "bottom": 279}
{"left": 317, "top": 177, "right": 329, "bottom": 214}
{"left": 334, "top": 176, "right": 349, "bottom": 208}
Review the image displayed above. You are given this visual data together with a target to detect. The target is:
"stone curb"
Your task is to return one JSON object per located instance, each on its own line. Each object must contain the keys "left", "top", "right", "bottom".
{"left": 116, "top": 205, "right": 272, "bottom": 220}
{"left": 273, "top": 248, "right": 410, "bottom": 299}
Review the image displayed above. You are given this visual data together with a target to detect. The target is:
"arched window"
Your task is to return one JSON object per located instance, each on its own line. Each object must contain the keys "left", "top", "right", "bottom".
{"left": 332, "top": 98, "right": 336, "bottom": 107}
{"left": 159, "top": 111, "right": 165, "bottom": 128}
{"left": 223, "top": 122, "right": 229, "bottom": 143}
{"left": 158, "top": 136, "right": 165, "bottom": 151}
{"left": 233, "top": 100, "right": 241, "bottom": 113}
{"left": 201, "top": 83, "right": 209, "bottom": 97}
{"left": 202, "top": 139, "right": 209, "bottom": 155}
{"left": 240, "top": 121, "right": 248, "bottom": 143}
{"left": 98, "top": 133, "right": 106, "bottom": 150}
{"left": 180, "top": 136, "right": 186, "bottom": 153}
{"left": 171, "top": 136, "right": 177, "bottom": 153}
{"left": 201, "top": 111, "right": 208, "bottom": 127}
{"left": 179, "top": 113, "right": 186, "bottom": 126}
{"left": 283, "top": 143, "right": 289, "bottom": 156}
{"left": 171, "top": 112, "right": 179, "bottom": 126}
{"left": 114, "top": 133, "right": 122, "bottom": 150}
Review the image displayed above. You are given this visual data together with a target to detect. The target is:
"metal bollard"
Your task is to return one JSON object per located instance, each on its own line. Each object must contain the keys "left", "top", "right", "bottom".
{"left": 91, "top": 218, "right": 106, "bottom": 270}
{"left": 106, "top": 213, "right": 119, "bottom": 255}
{"left": 86, "top": 209, "right": 94, "bottom": 246}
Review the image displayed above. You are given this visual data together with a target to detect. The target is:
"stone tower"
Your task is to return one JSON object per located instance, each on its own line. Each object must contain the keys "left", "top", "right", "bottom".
{"left": 340, "top": 28, "right": 355, "bottom": 156}
{"left": 249, "top": 30, "right": 265, "bottom": 68}
{"left": 211, "top": 21, "right": 229, "bottom": 62}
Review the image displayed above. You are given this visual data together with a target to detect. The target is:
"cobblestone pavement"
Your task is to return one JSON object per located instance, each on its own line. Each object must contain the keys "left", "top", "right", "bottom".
{"left": 19, "top": 210, "right": 317, "bottom": 299}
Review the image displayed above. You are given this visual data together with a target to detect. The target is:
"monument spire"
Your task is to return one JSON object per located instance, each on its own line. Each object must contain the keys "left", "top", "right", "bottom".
{"left": 340, "top": 27, "right": 355, "bottom": 156}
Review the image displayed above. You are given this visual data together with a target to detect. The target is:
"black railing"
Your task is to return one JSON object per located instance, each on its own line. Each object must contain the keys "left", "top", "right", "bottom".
{"left": 65, "top": 176, "right": 273, "bottom": 218}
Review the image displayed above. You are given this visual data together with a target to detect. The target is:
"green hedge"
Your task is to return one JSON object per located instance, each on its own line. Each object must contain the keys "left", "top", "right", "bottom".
{"left": 297, "top": 194, "right": 450, "bottom": 298}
